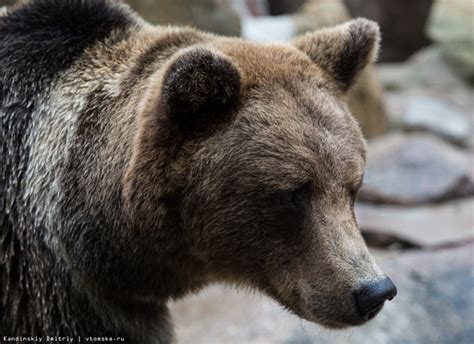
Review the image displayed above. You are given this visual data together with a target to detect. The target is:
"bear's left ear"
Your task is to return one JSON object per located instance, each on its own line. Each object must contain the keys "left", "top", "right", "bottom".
{"left": 124, "top": 48, "right": 240, "bottom": 216}
{"left": 293, "top": 18, "right": 380, "bottom": 92}
{"left": 160, "top": 47, "right": 241, "bottom": 131}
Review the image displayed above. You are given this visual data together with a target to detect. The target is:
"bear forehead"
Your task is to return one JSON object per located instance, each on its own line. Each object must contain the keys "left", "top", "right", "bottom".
{"left": 238, "top": 103, "right": 364, "bottom": 187}
{"left": 199, "top": 81, "right": 366, "bottom": 191}
{"left": 215, "top": 39, "right": 329, "bottom": 88}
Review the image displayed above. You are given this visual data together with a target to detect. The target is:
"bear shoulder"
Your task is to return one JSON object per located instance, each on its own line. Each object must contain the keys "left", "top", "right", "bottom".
{"left": 0, "top": 0, "right": 136, "bottom": 88}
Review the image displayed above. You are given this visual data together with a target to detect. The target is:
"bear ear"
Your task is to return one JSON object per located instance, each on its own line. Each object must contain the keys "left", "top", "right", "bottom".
{"left": 293, "top": 18, "right": 380, "bottom": 92}
{"left": 160, "top": 47, "right": 241, "bottom": 131}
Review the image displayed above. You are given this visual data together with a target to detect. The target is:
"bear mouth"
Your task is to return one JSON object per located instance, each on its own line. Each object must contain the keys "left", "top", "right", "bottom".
{"left": 291, "top": 293, "right": 385, "bottom": 329}
{"left": 365, "top": 301, "right": 385, "bottom": 320}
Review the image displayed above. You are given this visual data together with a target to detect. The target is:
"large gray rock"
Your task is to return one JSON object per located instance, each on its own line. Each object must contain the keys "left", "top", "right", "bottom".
{"left": 402, "top": 96, "right": 472, "bottom": 147}
{"left": 377, "top": 48, "right": 474, "bottom": 148}
{"left": 355, "top": 198, "right": 474, "bottom": 247}
{"left": 170, "top": 244, "right": 474, "bottom": 343}
{"left": 384, "top": 93, "right": 474, "bottom": 148}
{"left": 359, "top": 133, "right": 474, "bottom": 205}
{"left": 377, "top": 47, "right": 474, "bottom": 109}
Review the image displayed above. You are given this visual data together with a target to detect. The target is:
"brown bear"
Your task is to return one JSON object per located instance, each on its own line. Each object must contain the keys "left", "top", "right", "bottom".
{"left": 0, "top": 0, "right": 396, "bottom": 342}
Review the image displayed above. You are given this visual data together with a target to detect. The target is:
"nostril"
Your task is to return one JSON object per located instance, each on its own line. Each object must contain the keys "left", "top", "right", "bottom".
{"left": 354, "top": 277, "right": 397, "bottom": 320}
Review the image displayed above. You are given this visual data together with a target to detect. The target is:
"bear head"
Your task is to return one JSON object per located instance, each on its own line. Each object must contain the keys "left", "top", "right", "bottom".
{"left": 124, "top": 18, "right": 396, "bottom": 328}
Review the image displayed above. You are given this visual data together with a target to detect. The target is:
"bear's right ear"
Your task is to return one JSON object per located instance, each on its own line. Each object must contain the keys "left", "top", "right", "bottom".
{"left": 293, "top": 18, "right": 380, "bottom": 92}
{"left": 160, "top": 47, "right": 241, "bottom": 131}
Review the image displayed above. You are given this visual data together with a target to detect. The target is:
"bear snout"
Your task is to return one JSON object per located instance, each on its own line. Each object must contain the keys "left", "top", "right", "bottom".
{"left": 353, "top": 276, "right": 397, "bottom": 321}
{"left": 302, "top": 275, "right": 397, "bottom": 328}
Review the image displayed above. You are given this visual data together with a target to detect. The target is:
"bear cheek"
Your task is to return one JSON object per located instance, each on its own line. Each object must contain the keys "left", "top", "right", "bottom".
{"left": 205, "top": 195, "right": 310, "bottom": 283}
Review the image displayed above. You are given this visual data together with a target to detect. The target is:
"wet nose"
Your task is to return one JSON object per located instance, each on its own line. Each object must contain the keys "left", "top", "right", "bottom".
{"left": 354, "top": 277, "right": 397, "bottom": 320}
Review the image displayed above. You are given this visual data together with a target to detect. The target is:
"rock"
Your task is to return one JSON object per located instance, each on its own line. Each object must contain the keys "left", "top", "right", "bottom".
{"left": 402, "top": 96, "right": 472, "bottom": 147}
{"left": 170, "top": 244, "right": 474, "bottom": 343}
{"left": 377, "top": 48, "right": 474, "bottom": 144}
{"left": 125, "top": 0, "right": 241, "bottom": 36}
{"left": 355, "top": 198, "right": 474, "bottom": 248}
{"left": 377, "top": 47, "right": 474, "bottom": 110}
{"left": 428, "top": 0, "right": 474, "bottom": 83}
{"left": 344, "top": 0, "right": 433, "bottom": 62}
{"left": 359, "top": 133, "right": 474, "bottom": 205}
{"left": 383, "top": 92, "right": 410, "bottom": 129}
{"left": 384, "top": 94, "right": 474, "bottom": 148}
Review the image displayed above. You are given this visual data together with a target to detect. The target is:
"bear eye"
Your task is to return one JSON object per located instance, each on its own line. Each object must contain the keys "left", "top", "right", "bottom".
{"left": 287, "top": 182, "right": 312, "bottom": 206}
{"left": 349, "top": 188, "right": 358, "bottom": 206}
{"left": 349, "top": 181, "right": 363, "bottom": 206}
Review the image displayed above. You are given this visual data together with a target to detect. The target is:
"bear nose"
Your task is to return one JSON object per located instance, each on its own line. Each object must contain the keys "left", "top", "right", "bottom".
{"left": 354, "top": 277, "right": 397, "bottom": 320}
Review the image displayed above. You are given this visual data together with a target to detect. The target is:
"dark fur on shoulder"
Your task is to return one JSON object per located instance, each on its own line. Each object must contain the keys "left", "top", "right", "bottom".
{"left": 0, "top": 0, "right": 134, "bottom": 92}
{"left": 0, "top": 0, "right": 147, "bottom": 339}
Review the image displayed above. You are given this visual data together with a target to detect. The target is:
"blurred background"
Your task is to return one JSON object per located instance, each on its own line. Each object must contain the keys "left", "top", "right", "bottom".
{"left": 2, "top": 0, "right": 472, "bottom": 343}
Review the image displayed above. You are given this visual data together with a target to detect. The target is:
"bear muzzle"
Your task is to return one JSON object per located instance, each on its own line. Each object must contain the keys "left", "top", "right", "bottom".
{"left": 353, "top": 276, "right": 397, "bottom": 321}
{"left": 297, "top": 273, "right": 397, "bottom": 328}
